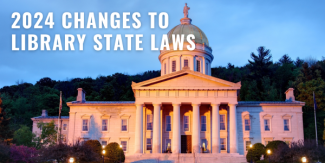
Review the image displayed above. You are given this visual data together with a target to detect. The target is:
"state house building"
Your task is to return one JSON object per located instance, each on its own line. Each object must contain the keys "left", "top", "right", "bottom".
{"left": 32, "top": 6, "right": 305, "bottom": 163}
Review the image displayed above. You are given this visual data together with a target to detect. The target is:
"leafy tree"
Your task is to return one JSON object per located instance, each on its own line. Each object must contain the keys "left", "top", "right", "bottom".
{"left": 0, "top": 94, "right": 12, "bottom": 142}
{"left": 13, "top": 125, "right": 36, "bottom": 147}
{"left": 37, "top": 121, "right": 57, "bottom": 146}
{"left": 246, "top": 143, "right": 265, "bottom": 162}
{"left": 104, "top": 142, "right": 125, "bottom": 163}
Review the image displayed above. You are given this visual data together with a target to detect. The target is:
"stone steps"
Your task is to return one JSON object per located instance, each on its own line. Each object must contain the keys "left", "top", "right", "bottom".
{"left": 126, "top": 153, "right": 247, "bottom": 163}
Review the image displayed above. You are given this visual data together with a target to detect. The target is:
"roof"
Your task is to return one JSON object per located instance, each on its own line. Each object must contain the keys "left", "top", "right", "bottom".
{"left": 238, "top": 101, "right": 305, "bottom": 106}
{"left": 32, "top": 116, "right": 69, "bottom": 120}
{"left": 67, "top": 101, "right": 135, "bottom": 106}
{"left": 132, "top": 68, "right": 241, "bottom": 90}
{"left": 167, "top": 24, "right": 209, "bottom": 47}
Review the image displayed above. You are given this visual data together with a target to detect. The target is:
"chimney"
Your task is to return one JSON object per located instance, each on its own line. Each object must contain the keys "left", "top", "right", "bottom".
{"left": 77, "top": 88, "right": 86, "bottom": 102}
{"left": 41, "top": 110, "right": 48, "bottom": 117}
{"left": 285, "top": 88, "right": 295, "bottom": 102}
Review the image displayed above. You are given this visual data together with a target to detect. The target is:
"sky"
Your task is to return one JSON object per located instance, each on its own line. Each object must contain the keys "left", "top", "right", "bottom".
{"left": 0, "top": 0, "right": 324, "bottom": 88}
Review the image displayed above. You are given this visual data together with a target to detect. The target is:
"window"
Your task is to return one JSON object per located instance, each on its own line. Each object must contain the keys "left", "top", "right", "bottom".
{"left": 166, "top": 139, "right": 171, "bottom": 152}
{"left": 246, "top": 141, "right": 251, "bottom": 151}
{"left": 220, "top": 138, "right": 226, "bottom": 150}
{"left": 147, "top": 114, "right": 153, "bottom": 130}
{"left": 164, "top": 63, "right": 166, "bottom": 74}
{"left": 184, "top": 59, "right": 188, "bottom": 67}
{"left": 146, "top": 138, "right": 152, "bottom": 151}
{"left": 264, "top": 119, "right": 270, "bottom": 131}
{"left": 63, "top": 124, "right": 67, "bottom": 131}
{"left": 245, "top": 119, "right": 251, "bottom": 131}
{"left": 201, "top": 139, "right": 207, "bottom": 152}
{"left": 220, "top": 115, "right": 226, "bottom": 130}
{"left": 121, "top": 141, "right": 127, "bottom": 152}
{"left": 121, "top": 119, "right": 128, "bottom": 131}
{"left": 82, "top": 119, "right": 88, "bottom": 131}
{"left": 184, "top": 116, "right": 189, "bottom": 131}
{"left": 284, "top": 119, "right": 290, "bottom": 131}
{"left": 172, "top": 60, "right": 176, "bottom": 72}
{"left": 166, "top": 116, "right": 171, "bottom": 132}
{"left": 102, "top": 119, "right": 108, "bottom": 131}
{"left": 196, "top": 60, "right": 200, "bottom": 72}
{"left": 102, "top": 141, "right": 108, "bottom": 146}
{"left": 201, "top": 116, "right": 207, "bottom": 131}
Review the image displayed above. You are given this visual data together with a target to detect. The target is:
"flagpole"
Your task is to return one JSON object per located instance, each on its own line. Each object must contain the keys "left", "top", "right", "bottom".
{"left": 57, "top": 91, "right": 62, "bottom": 144}
{"left": 313, "top": 91, "right": 318, "bottom": 147}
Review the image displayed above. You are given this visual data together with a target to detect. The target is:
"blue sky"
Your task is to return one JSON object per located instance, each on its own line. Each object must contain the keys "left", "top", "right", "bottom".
{"left": 0, "top": 0, "right": 324, "bottom": 87}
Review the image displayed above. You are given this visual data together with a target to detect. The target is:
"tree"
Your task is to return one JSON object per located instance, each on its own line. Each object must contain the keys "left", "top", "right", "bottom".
{"left": 246, "top": 143, "right": 265, "bottom": 162}
{"left": 0, "top": 94, "right": 12, "bottom": 143}
{"left": 104, "top": 142, "right": 125, "bottom": 163}
{"left": 248, "top": 46, "right": 273, "bottom": 79}
{"left": 279, "top": 54, "right": 293, "bottom": 65}
{"left": 13, "top": 125, "right": 36, "bottom": 147}
{"left": 0, "top": 142, "right": 10, "bottom": 162}
{"left": 37, "top": 121, "right": 57, "bottom": 146}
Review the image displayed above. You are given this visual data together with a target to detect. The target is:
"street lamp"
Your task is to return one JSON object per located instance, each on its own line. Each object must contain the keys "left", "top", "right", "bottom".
{"left": 119, "top": 144, "right": 123, "bottom": 163}
{"left": 267, "top": 149, "right": 271, "bottom": 163}
{"left": 102, "top": 148, "right": 106, "bottom": 163}
{"left": 302, "top": 157, "right": 307, "bottom": 163}
{"left": 249, "top": 144, "right": 253, "bottom": 163}
{"left": 69, "top": 157, "right": 74, "bottom": 163}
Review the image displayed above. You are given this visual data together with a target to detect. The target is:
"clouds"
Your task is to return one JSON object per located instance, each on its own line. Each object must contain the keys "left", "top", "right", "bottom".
{"left": 0, "top": 0, "right": 324, "bottom": 87}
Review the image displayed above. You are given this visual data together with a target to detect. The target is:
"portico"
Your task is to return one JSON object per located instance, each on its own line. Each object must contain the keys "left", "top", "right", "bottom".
{"left": 132, "top": 68, "right": 241, "bottom": 154}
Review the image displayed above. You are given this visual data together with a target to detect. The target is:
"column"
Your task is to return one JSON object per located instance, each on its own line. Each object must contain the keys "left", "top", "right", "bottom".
{"left": 212, "top": 104, "right": 220, "bottom": 153}
{"left": 153, "top": 104, "right": 161, "bottom": 153}
{"left": 172, "top": 104, "right": 181, "bottom": 153}
{"left": 229, "top": 104, "right": 238, "bottom": 153}
{"left": 193, "top": 56, "right": 196, "bottom": 71}
{"left": 202, "top": 58, "right": 206, "bottom": 74}
{"left": 134, "top": 104, "right": 143, "bottom": 153}
{"left": 192, "top": 104, "right": 200, "bottom": 153}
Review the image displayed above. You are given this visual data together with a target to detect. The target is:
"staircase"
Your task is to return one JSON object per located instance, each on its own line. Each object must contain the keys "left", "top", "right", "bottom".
{"left": 126, "top": 153, "right": 247, "bottom": 163}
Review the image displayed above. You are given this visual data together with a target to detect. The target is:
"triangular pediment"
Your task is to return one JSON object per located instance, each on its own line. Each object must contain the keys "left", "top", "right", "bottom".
{"left": 132, "top": 69, "right": 240, "bottom": 90}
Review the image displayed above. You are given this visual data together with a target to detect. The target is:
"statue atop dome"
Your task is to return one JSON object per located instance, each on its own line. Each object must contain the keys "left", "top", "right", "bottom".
{"left": 183, "top": 3, "right": 190, "bottom": 18}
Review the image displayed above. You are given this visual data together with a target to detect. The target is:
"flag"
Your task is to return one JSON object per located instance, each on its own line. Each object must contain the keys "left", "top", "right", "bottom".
{"left": 313, "top": 92, "right": 317, "bottom": 110}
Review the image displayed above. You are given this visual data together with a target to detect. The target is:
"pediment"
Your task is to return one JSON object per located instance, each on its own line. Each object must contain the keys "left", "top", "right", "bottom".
{"left": 132, "top": 69, "right": 240, "bottom": 90}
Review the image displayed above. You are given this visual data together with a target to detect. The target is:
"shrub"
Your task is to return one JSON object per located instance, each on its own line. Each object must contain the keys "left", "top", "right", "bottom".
{"left": 270, "top": 139, "right": 325, "bottom": 163}
{"left": 84, "top": 139, "right": 102, "bottom": 155}
{"left": 0, "top": 142, "right": 11, "bottom": 162}
{"left": 265, "top": 140, "right": 287, "bottom": 158}
{"left": 246, "top": 143, "right": 265, "bottom": 162}
{"left": 256, "top": 160, "right": 268, "bottom": 163}
{"left": 10, "top": 144, "right": 38, "bottom": 163}
{"left": 105, "top": 142, "right": 125, "bottom": 163}
{"left": 37, "top": 140, "right": 100, "bottom": 163}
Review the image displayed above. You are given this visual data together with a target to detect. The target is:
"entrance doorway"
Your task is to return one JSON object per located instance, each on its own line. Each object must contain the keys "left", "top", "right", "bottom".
{"left": 181, "top": 135, "right": 192, "bottom": 153}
